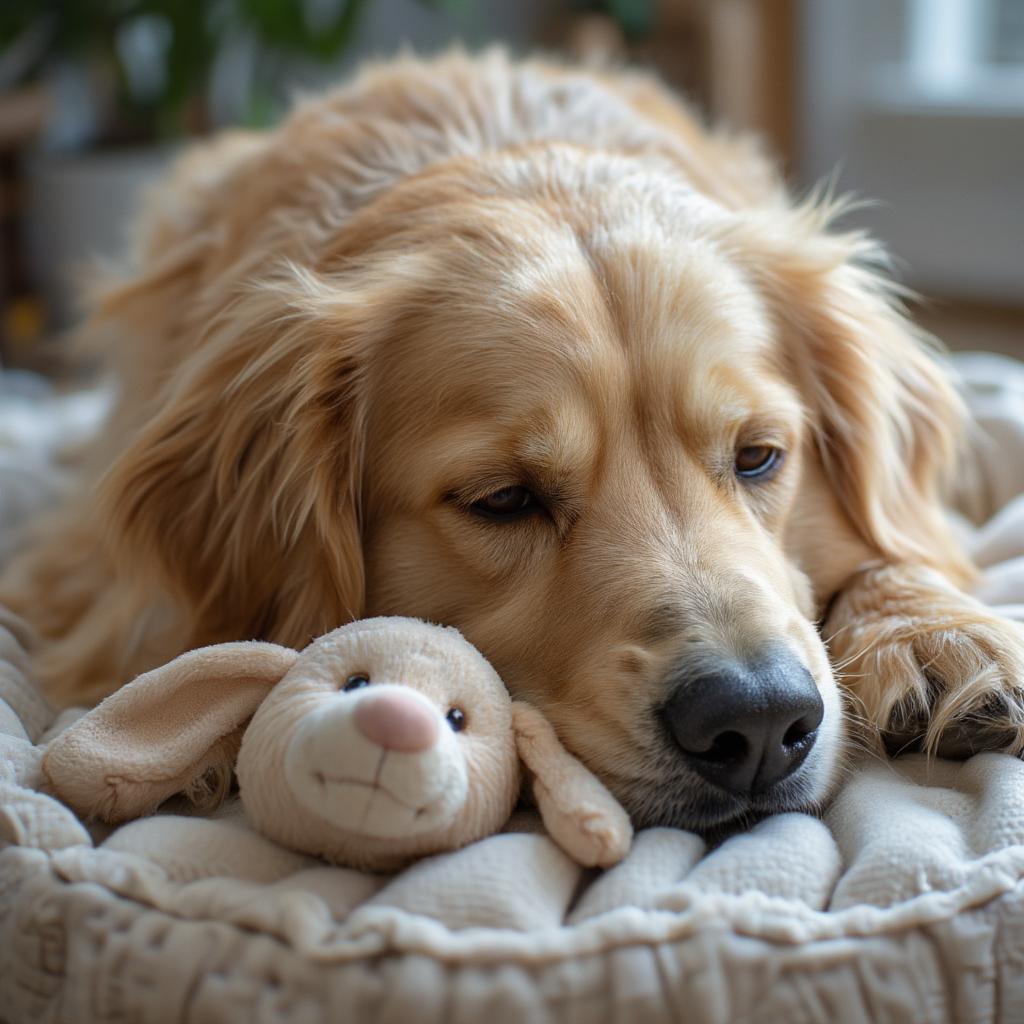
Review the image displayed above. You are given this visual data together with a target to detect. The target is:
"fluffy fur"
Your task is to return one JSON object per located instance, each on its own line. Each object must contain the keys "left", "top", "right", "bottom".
{"left": 6, "top": 49, "right": 1024, "bottom": 831}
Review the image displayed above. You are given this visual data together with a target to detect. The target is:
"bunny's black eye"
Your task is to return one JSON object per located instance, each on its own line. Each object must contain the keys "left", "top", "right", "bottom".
{"left": 343, "top": 674, "right": 371, "bottom": 692}
{"left": 446, "top": 707, "right": 466, "bottom": 732}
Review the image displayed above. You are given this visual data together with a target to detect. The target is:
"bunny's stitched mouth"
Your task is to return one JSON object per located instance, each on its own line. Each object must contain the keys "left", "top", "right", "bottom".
{"left": 313, "top": 771, "right": 445, "bottom": 821}
{"left": 314, "top": 770, "right": 411, "bottom": 805}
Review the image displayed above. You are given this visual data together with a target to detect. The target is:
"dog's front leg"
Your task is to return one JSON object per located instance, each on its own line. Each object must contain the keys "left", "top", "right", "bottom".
{"left": 824, "top": 562, "right": 1024, "bottom": 758}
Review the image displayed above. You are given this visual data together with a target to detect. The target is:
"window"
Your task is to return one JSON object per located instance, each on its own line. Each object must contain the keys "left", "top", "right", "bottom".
{"left": 799, "top": 0, "right": 1024, "bottom": 303}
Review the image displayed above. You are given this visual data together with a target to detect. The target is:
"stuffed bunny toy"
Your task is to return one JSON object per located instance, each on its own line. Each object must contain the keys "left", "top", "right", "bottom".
{"left": 43, "top": 617, "right": 632, "bottom": 872}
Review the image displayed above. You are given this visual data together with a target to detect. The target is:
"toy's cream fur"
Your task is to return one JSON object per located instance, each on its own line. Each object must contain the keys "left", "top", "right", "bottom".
{"left": 43, "top": 618, "right": 632, "bottom": 872}
{"left": 7, "top": 50, "right": 1024, "bottom": 832}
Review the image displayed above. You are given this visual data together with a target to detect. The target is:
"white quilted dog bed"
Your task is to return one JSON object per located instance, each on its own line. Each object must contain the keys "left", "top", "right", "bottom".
{"left": 3, "top": 353, "right": 1024, "bottom": 1024}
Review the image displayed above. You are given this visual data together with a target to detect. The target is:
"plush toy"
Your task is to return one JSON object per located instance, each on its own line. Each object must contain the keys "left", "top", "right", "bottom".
{"left": 43, "top": 617, "right": 632, "bottom": 872}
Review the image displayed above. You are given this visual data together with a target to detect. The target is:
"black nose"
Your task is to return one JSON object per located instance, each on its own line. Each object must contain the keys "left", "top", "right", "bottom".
{"left": 662, "top": 654, "right": 824, "bottom": 795}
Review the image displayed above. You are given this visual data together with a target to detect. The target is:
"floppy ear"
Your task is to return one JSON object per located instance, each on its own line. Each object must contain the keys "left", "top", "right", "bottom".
{"left": 97, "top": 264, "right": 373, "bottom": 650}
{"left": 512, "top": 702, "right": 632, "bottom": 868}
{"left": 719, "top": 200, "right": 973, "bottom": 587}
{"left": 43, "top": 642, "right": 297, "bottom": 823}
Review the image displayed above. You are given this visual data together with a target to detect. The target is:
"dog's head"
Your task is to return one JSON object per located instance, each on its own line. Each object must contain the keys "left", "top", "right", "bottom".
{"left": 97, "top": 93, "right": 965, "bottom": 833}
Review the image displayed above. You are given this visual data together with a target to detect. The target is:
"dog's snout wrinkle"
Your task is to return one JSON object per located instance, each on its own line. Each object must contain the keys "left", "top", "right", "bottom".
{"left": 662, "top": 652, "right": 824, "bottom": 795}
{"left": 636, "top": 602, "right": 689, "bottom": 647}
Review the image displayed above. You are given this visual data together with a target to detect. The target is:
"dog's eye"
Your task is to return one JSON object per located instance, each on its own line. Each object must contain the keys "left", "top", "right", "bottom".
{"left": 472, "top": 486, "right": 536, "bottom": 520}
{"left": 446, "top": 707, "right": 466, "bottom": 732}
{"left": 342, "top": 673, "right": 371, "bottom": 692}
{"left": 735, "top": 446, "right": 781, "bottom": 480}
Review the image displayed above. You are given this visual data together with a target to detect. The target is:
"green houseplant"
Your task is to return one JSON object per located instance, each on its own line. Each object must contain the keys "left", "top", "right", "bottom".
{"left": 0, "top": 0, "right": 381, "bottom": 143}
{"left": 0, "top": 0, "right": 460, "bottom": 333}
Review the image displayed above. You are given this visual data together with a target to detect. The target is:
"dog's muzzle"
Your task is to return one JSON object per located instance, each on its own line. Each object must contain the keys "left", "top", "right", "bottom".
{"left": 660, "top": 651, "right": 824, "bottom": 795}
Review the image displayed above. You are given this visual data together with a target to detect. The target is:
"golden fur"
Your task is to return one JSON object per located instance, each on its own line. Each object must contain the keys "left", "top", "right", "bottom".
{"left": 5, "top": 50, "right": 1024, "bottom": 829}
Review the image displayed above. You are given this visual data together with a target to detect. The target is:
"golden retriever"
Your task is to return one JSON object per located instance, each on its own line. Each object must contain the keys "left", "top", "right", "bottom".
{"left": 5, "top": 49, "right": 1024, "bottom": 832}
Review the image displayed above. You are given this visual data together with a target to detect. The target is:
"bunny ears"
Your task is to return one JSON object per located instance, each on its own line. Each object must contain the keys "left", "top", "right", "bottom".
{"left": 43, "top": 641, "right": 298, "bottom": 822}
{"left": 510, "top": 702, "right": 632, "bottom": 868}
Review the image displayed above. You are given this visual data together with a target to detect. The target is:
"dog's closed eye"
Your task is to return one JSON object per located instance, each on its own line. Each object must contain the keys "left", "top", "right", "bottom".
{"left": 472, "top": 486, "right": 539, "bottom": 520}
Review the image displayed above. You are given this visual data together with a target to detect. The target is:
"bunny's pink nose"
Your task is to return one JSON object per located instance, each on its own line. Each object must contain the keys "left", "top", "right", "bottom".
{"left": 353, "top": 691, "right": 439, "bottom": 752}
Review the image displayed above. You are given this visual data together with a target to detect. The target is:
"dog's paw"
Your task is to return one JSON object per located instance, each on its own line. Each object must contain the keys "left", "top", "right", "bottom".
{"left": 826, "top": 564, "right": 1024, "bottom": 759}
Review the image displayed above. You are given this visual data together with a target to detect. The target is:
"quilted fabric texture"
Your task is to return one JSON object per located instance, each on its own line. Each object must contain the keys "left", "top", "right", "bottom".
{"left": 2, "top": 352, "right": 1024, "bottom": 1023}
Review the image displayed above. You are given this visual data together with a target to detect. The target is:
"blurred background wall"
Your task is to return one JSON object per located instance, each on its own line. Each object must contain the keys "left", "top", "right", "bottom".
{"left": 1, "top": 0, "right": 1021, "bottom": 374}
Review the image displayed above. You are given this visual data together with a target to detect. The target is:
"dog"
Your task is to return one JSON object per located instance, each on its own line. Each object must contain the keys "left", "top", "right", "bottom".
{"left": 5, "top": 49, "right": 1023, "bottom": 833}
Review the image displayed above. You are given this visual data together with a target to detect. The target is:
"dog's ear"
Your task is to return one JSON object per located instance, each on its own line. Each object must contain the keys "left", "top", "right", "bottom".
{"left": 720, "top": 202, "right": 973, "bottom": 587}
{"left": 96, "top": 263, "right": 374, "bottom": 651}
{"left": 512, "top": 702, "right": 632, "bottom": 868}
{"left": 43, "top": 642, "right": 297, "bottom": 823}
